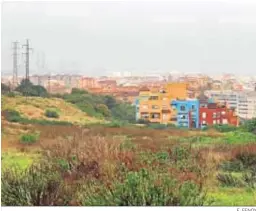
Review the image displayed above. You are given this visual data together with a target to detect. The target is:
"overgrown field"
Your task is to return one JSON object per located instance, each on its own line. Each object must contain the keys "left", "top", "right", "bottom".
{"left": 2, "top": 118, "right": 256, "bottom": 206}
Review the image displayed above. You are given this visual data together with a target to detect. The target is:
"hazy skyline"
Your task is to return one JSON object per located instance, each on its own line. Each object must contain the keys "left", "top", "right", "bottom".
{"left": 2, "top": 1, "right": 256, "bottom": 76}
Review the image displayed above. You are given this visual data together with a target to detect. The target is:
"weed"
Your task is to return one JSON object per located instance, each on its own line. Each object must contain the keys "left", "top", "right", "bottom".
{"left": 20, "top": 132, "right": 40, "bottom": 144}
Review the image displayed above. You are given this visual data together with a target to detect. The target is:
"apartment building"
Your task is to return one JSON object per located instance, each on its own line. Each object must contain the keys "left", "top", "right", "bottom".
{"left": 171, "top": 99, "right": 200, "bottom": 128}
{"left": 247, "top": 92, "right": 256, "bottom": 119}
{"left": 135, "top": 83, "right": 188, "bottom": 124}
{"left": 205, "top": 90, "right": 256, "bottom": 119}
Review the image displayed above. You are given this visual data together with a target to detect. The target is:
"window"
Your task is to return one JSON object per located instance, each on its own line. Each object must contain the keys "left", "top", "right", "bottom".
{"left": 213, "top": 112, "right": 217, "bottom": 118}
{"left": 163, "top": 114, "right": 168, "bottom": 120}
{"left": 152, "top": 105, "right": 159, "bottom": 109}
{"left": 181, "top": 115, "right": 186, "bottom": 119}
{"left": 163, "top": 97, "right": 168, "bottom": 101}
{"left": 213, "top": 120, "right": 217, "bottom": 124}
{"left": 191, "top": 105, "right": 195, "bottom": 110}
{"left": 202, "top": 112, "right": 207, "bottom": 119}
{"left": 151, "top": 113, "right": 160, "bottom": 119}
{"left": 202, "top": 120, "right": 206, "bottom": 124}
{"left": 221, "top": 111, "right": 226, "bottom": 115}
{"left": 222, "top": 119, "right": 228, "bottom": 124}
{"left": 142, "top": 105, "right": 148, "bottom": 109}
{"left": 141, "top": 113, "right": 149, "bottom": 118}
{"left": 217, "top": 120, "right": 220, "bottom": 124}
{"left": 180, "top": 105, "right": 186, "bottom": 111}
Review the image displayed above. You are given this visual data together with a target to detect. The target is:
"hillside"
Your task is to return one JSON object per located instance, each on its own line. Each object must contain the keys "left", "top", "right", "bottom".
{"left": 2, "top": 95, "right": 104, "bottom": 125}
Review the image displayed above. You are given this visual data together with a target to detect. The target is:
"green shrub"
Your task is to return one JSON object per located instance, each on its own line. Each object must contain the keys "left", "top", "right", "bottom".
{"left": 20, "top": 133, "right": 40, "bottom": 144}
{"left": 3, "top": 109, "right": 22, "bottom": 122}
{"left": 217, "top": 173, "right": 244, "bottom": 187}
{"left": 82, "top": 169, "right": 207, "bottom": 206}
{"left": 213, "top": 125, "right": 238, "bottom": 132}
{"left": 45, "top": 109, "right": 59, "bottom": 118}
{"left": 1, "top": 161, "right": 62, "bottom": 206}
{"left": 242, "top": 118, "right": 256, "bottom": 134}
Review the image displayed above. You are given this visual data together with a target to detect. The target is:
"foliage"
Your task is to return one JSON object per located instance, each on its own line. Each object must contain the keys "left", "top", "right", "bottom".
{"left": 1, "top": 82, "right": 10, "bottom": 93}
{"left": 61, "top": 88, "right": 136, "bottom": 123}
{"left": 217, "top": 173, "right": 244, "bottom": 187}
{"left": 224, "top": 131, "right": 256, "bottom": 144}
{"left": 3, "top": 109, "right": 72, "bottom": 126}
{"left": 3, "top": 109, "right": 22, "bottom": 122}
{"left": 1, "top": 161, "right": 62, "bottom": 206}
{"left": 136, "top": 118, "right": 150, "bottom": 124}
{"left": 45, "top": 109, "right": 59, "bottom": 118}
{"left": 95, "top": 104, "right": 111, "bottom": 117}
{"left": 242, "top": 118, "right": 256, "bottom": 134}
{"left": 15, "top": 79, "right": 48, "bottom": 97}
{"left": 212, "top": 124, "right": 238, "bottom": 132}
{"left": 71, "top": 88, "right": 88, "bottom": 95}
{"left": 82, "top": 169, "right": 207, "bottom": 206}
{"left": 20, "top": 133, "right": 40, "bottom": 144}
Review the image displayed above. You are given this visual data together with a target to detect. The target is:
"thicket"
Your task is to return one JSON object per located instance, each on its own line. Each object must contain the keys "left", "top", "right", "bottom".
{"left": 57, "top": 88, "right": 136, "bottom": 123}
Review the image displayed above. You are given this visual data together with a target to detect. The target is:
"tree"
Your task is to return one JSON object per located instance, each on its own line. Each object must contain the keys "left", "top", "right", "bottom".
{"left": 104, "top": 95, "right": 116, "bottom": 110}
{"left": 95, "top": 104, "right": 111, "bottom": 117}
{"left": 15, "top": 79, "right": 48, "bottom": 97}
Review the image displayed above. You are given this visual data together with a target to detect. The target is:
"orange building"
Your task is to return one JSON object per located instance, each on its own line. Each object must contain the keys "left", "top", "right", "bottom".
{"left": 136, "top": 82, "right": 188, "bottom": 124}
{"left": 79, "top": 77, "right": 99, "bottom": 89}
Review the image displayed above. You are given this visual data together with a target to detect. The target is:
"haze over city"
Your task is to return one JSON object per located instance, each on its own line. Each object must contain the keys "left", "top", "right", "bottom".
{"left": 2, "top": 0, "right": 256, "bottom": 76}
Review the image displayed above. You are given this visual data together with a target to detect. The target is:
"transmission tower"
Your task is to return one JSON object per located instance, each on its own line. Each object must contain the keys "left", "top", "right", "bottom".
{"left": 12, "top": 41, "right": 19, "bottom": 89}
{"left": 22, "top": 39, "right": 33, "bottom": 81}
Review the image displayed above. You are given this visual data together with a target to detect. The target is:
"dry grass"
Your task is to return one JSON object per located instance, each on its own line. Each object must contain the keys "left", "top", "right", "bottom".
{"left": 2, "top": 96, "right": 103, "bottom": 124}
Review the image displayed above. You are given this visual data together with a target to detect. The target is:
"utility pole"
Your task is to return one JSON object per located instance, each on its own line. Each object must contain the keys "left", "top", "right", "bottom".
{"left": 12, "top": 41, "right": 19, "bottom": 90}
{"left": 22, "top": 39, "right": 33, "bottom": 81}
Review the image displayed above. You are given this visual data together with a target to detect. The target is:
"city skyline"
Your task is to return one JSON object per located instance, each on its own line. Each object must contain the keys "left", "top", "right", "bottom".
{"left": 2, "top": 1, "right": 256, "bottom": 76}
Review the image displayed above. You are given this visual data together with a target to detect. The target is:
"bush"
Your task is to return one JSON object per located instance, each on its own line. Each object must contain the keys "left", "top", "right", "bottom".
{"left": 213, "top": 125, "right": 238, "bottom": 132}
{"left": 243, "top": 118, "right": 256, "bottom": 134}
{"left": 217, "top": 173, "right": 244, "bottom": 187}
{"left": 15, "top": 79, "right": 48, "bottom": 97}
{"left": 82, "top": 169, "right": 207, "bottom": 206}
{"left": 1, "top": 161, "right": 62, "bottom": 206}
{"left": 45, "top": 109, "right": 59, "bottom": 118}
{"left": 20, "top": 133, "right": 40, "bottom": 144}
{"left": 3, "top": 109, "right": 22, "bottom": 122}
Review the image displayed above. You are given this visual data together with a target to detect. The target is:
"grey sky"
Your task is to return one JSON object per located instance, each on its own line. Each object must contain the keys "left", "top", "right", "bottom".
{"left": 2, "top": 1, "right": 256, "bottom": 76}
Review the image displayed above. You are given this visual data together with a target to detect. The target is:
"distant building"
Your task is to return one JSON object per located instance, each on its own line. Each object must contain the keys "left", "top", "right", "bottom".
{"left": 205, "top": 90, "right": 256, "bottom": 119}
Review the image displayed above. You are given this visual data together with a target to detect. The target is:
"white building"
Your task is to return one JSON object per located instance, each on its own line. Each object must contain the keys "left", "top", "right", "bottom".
{"left": 205, "top": 90, "right": 256, "bottom": 119}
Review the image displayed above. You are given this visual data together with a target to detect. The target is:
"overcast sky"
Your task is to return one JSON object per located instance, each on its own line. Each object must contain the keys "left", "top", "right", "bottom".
{"left": 2, "top": 1, "right": 256, "bottom": 76}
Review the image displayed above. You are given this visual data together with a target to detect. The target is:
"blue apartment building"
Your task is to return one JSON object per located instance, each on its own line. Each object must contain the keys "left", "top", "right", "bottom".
{"left": 171, "top": 99, "right": 200, "bottom": 128}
